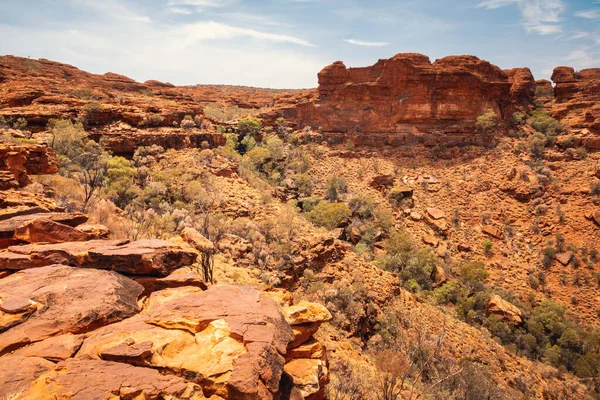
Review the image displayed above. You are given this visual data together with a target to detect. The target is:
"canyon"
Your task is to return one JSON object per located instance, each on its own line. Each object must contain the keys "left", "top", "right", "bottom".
{"left": 0, "top": 53, "right": 599, "bottom": 399}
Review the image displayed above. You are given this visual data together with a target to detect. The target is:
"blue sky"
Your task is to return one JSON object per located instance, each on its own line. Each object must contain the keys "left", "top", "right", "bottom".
{"left": 0, "top": 0, "right": 599, "bottom": 88}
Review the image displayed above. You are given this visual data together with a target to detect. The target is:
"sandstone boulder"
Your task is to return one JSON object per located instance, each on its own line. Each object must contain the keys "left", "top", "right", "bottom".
{"left": 426, "top": 208, "right": 445, "bottom": 220}
{"left": 14, "top": 218, "right": 90, "bottom": 244}
{"left": 0, "top": 355, "right": 55, "bottom": 399}
{"left": 486, "top": 294, "right": 522, "bottom": 325}
{"left": 144, "top": 285, "right": 295, "bottom": 399}
{"left": 0, "top": 265, "right": 143, "bottom": 354}
{"left": 555, "top": 252, "right": 573, "bottom": 266}
{"left": 0, "top": 238, "right": 197, "bottom": 276}
{"left": 482, "top": 224, "right": 503, "bottom": 239}
{"left": 20, "top": 359, "right": 207, "bottom": 399}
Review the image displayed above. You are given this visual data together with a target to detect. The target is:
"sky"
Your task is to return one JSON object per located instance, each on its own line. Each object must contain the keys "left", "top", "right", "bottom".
{"left": 0, "top": 0, "right": 599, "bottom": 88}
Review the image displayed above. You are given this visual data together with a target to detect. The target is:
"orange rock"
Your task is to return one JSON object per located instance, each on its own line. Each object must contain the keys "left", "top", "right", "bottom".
{"left": 482, "top": 224, "right": 503, "bottom": 239}
{"left": 486, "top": 294, "right": 522, "bottom": 325}
{"left": 14, "top": 218, "right": 90, "bottom": 244}
{"left": 426, "top": 207, "right": 445, "bottom": 220}
{"left": 555, "top": 252, "right": 573, "bottom": 266}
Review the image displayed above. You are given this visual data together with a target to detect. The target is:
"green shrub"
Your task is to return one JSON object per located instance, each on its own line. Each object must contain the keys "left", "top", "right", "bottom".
{"left": 104, "top": 156, "right": 139, "bottom": 208}
{"left": 527, "top": 109, "right": 564, "bottom": 136}
{"left": 305, "top": 202, "right": 351, "bottom": 229}
{"left": 483, "top": 238, "right": 493, "bottom": 254}
{"left": 237, "top": 117, "right": 261, "bottom": 136}
{"left": 348, "top": 194, "right": 375, "bottom": 219}
{"left": 459, "top": 261, "right": 488, "bottom": 293}
{"left": 326, "top": 176, "right": 348, "bottom": 202}
{"left": 476, "top": 110, "right": 499, "bottom": 134}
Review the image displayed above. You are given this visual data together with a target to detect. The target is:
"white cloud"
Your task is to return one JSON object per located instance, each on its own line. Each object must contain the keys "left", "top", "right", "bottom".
{"left": 565, "top": 48, "right": 600, "bottom": 68}
{"left": 176, "top": 21, "right": 316, "bottom": 47}
{"left": 571, "top": 31, "right": 590, "bottom": 39}
{"left": 344, "top": 39, "right": 389, "bottom": 47}
{"left": 476, "top": 0, "right": 518, "bottom": 9}
{"left": 575, "top": 9, "right": 600, "bottom": 19}
{"left": 477, "top": 0, "right": 565, "bottom": 35}
{"left": 168, "top": 7, "right": 192, "bottom": 14}
{"left": 0, "top": 7, "right": 325, "bottom": 88}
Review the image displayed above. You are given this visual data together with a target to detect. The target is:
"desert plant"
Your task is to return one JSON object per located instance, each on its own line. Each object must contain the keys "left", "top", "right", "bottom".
{"left": 305, "top": 202, "right": 351, "bottom": 229}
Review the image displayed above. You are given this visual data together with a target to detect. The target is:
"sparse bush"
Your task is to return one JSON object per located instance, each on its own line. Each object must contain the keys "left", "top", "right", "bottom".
{"left": 542, "top": 247, "right": 557, "bottom": 268}
{"left": 348, "top": 194, "right": 375, "bottom": 219}
{"left": 483, "top": 238, "right": 493, "bottom": 254}
{"left": 476, "top": 110, "right": 499, "bottom": 135}
{"left": 143, "top": 113, "right": 164, "bottom": 127}
{"left": 325, "top": 176, "right": 348, "bottom": 202}
{"left": 180, "top": 115, "right": 196, "bottom": 130}
{"left": 237, "top": 117, "right": 261, "bottom": 136}
{"left": 527, "top": 109, "right": 564, "bottom": 137}
{"left": 82, "top": 102, "right": 104, "bottom": 125}
{"left": 305, "top": 202, "right": 351, "bottom": 229}
{"left": 459, "top": 261, "right": 488, "bottom": 293}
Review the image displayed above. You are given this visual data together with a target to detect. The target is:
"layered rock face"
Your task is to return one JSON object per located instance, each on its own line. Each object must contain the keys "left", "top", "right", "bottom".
{"left": 0, "top": 144, "right": 59, "bottom": 189}
{"left": 0, "top": 145, "right": 330, "bottom": 399}
{"left": 269, "top": 54, "right": 534, "bottom": 146}
{"left": 551, "top": 66, "right": 600, "bottom": 148}
{"left": 0, "top": 56, "right": 226, "bottom": 155}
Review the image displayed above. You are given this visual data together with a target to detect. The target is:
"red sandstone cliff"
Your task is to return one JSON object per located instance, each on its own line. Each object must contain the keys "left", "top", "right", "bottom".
{"left": 262, "top": 54, "right": 535, "bottom": 146}
{"left": 549, "top": 66, "right": 600, "bottom": 149}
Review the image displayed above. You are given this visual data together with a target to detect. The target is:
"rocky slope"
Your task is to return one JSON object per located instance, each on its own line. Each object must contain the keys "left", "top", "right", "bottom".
{"left": 0, "top": 145, "right": 330, "bottom": 400}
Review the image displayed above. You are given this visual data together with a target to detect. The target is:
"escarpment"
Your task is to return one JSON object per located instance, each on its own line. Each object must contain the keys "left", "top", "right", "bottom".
{"left": 260, "top": 53, "right": 536, "bottom": 147}
{"left": 550, "top": 66, "right": 600, "bottom": 149}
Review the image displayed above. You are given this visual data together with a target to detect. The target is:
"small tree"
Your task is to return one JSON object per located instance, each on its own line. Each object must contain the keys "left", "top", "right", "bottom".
{"left": 326, "top": 176, "right": 348, "bottom": 202}
{"left": 476, "top": 110, "right": 499, "bottom": 135}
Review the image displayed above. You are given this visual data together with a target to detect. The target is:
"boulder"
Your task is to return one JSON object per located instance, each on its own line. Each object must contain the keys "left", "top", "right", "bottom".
{"left": 283, "top": 301, "right": 332, "bottom": 326}
{"left": 486, "top": 294, "right": 522, "bottom": 325}
{"left": 370, "top": 175, "right": 395, "bottom": 189}
{"left": 482, "top": 224, "right": 503, "bottom": 239}
{"left": 144, "top": 285, "right": 295, "bottom": 399}
{"left": 19, "top": 359, "right": 207, "bottom": 399}
{"left": 0, "top": 239, "right": 197, "bottom": 276}
{"left": 555, "top": 252, "right": 573, "bottom": 266}
{"left": 0, "top": 144, "right": 59, "bottom": 188}
{"left": 75, "top": 224, "right": 111, "bottom": 239}
{"left": 0, "top": 265, "right": 143, "bottom": 354}
{"left": 284, "top": 358, "right": 328, "bottom": 400}
{"left": 426, "top": 208, "right": 445, "bottom": 220}
{"left": 14, "top": 218, "right": 91, "bottom": 244}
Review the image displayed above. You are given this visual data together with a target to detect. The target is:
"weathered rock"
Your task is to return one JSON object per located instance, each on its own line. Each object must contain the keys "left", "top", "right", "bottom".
{"left": 283, "top": 301, "right": 333, "bottom": 326}
{"left": 75, "top": 224, "right": 110, "bottom": 239}
{"left": 0, "top": 144, "right": 59, "bottom": 188}
{"left": 555, "top": 252, "right": 573, "bottom": 266}
{"left": 0, "top": 212, "right": 88, "bottom": 248}
{"left": 286, "top": 337, "right": 325, "bottom": 361}
{"left": 0, "top": 265, "right": 143, "bottom": 354}
{"left": 505, "top": 67, "right": 536, "bottom": 111}
{"left": 144, "top": 285, "right": 295, "bottom": 399}
{"left": 370, "top": 175, "right": 395, "bottom": 189}
{"left": 0, "top": 238, "right": 197, "bottom": 276}
{"left": 426, "top": 207, "right": 445, "bottom": 220}
{"left": 134, "top": 268, "right": 207, "bottom": 296}
{"left": 0, "top": 190, "right": 64, "bottom": 212}
{"left": 423, "top": 233, "right": 439, "bottom": 247}
{"left": 551, "top": 66, "right": 600, "bottom": 136}
{"left": 182, "top": 227, "right": 215, "bottom": 252}
{"left": 0, "top": 355, "right": 55, "bottom": 399}
{"left": 265, "top": 54, "right": 529, "bottom": 147}
{"left": 20, "top": 359, "right": 207, "bottom": 399}
{"left": 284, "top": 358, "right": 328, "bottom": 400}
{"left": 11, "top": 334, "right": 83, "bottom": 362}
{"left": 482, "top": 224, "right": 503, "bottom": 239}
{"left": 486, "top": 294, "right": 522, "bottom": 325}
{"left": 14, "top": 218, "right": 90, "bottom": 244}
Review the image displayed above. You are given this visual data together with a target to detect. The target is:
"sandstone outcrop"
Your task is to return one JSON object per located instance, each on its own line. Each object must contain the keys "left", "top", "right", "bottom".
{"left": 0, "top": 239, "right": 198, "bottom": 276}
{"left": 551, "top": 66, "right": 600, "bottom": 143}
{"left": 0, "top": 144, "right": 58, "bottom": 189}
{"left": 263, "top": 53, "right": 534, "bottom": 147}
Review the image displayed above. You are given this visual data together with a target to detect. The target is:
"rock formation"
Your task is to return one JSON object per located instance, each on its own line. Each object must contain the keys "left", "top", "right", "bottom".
{"left": 550, "top": 66, "right": 600, "bottom": 148}
{"left": 0, "top": 145, "right": 331, "bottom": 399}
{"left": 0, "top": 144, "right": 59, "bottom": 189}
{"left": 262, "top": 53, "right": 535, "bottom": 147}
